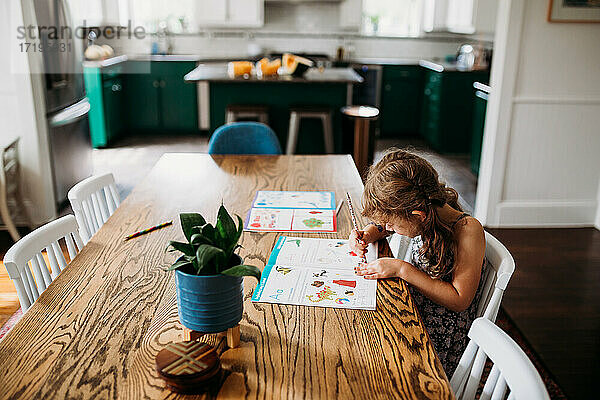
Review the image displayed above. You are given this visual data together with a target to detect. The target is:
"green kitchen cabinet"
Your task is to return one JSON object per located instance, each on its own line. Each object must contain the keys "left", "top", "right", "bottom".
{"left": 419, "top": 68, "right": 489, "bottom": 153}
{"left": 85, "top": 60, "right": 199, "bottom": 148}
{"left": 84, "top": 64, "right": 126, "bottom": 148}
{"left": 125, "top": 63, "right": 160, "bottom": 131}
{"left": 153, "top": 62, "right": 199, "bottom": 131}
{"left": 380, "top": 65, "right": 423, "bottom": 138}
{"left": 126, "top": 61, "right": 198, "bottom": 132}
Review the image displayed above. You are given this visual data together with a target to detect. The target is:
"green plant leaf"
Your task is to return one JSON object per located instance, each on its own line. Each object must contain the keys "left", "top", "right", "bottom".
{"left": 224, "top": 215, "right": 244, "bottom": 259}
{"left": 221, "top": 264, "right": 261, "bottom": 280}
{"left": 166, "top": 240, "right": 195, "bottom": 256}
{"left": 180, "top": 213, "right": 206, "bottom": 241}
{"left": 166, "top": 259, "right": 192, "bottom": 271}
{"left": 196, "top": 244, "right": 226, "bottom": 272}
{"left": 190, "top": 233, "right": 213, "bottom": 246}
{"left": 199, "top": 223, "right": 217, "bottom": 243}
{"left": 216, "top": 204, "right": 236, "bottom": 245}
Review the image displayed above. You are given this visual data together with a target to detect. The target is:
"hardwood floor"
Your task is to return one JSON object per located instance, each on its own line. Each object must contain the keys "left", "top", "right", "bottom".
{"left": 488, "top": 227, "right": 600, "bottom": 400}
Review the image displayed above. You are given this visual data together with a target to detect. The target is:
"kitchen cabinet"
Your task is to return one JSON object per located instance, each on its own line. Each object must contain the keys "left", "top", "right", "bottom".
{"left": 340, "top": 0, "right": 363, "bottom": 30}
{"left": 84, "top": 60, "right": 199, "bottom": 148}
{"left": 380, "top": 65, "right": 423, "bottom": 138}
{"left": 85, "top": 63, "right": 125, "bottom": 148}
{"left": 196, "top": 0, "right": 264, "bottom": 27}
{"left": 419, "top": 66, "right": 489, "bottom": 153}
{"left": 125, "top": 65, "right": 160, "bottom": 131}
{"left": 69, "top": 0, "right": 123, "bottom": 26}
{"left": 126, "top": 61, "right": 198, "bottom": 133}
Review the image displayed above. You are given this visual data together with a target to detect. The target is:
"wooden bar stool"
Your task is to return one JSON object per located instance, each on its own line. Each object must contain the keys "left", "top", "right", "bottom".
{"left": 341, "top": 106, "right": 379, "bottom": 179}
{"left": 286, "top": 107, "right": 334, "bottom": 154}
{"left": 225, "top": 105, "right": 269, "bottom": 125}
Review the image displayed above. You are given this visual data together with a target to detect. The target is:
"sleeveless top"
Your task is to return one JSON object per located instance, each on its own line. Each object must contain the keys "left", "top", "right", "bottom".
{"left": 406, "top": 213, "right": 488, "bottom": 377}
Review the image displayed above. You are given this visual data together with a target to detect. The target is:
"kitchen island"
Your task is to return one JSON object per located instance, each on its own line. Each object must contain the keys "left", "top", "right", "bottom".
{"left": 185, "top": 64, "right": 363, "bottom": 154}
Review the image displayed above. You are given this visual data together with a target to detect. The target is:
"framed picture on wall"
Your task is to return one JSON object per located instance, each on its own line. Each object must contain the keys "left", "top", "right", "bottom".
{"left": 548, "top": 0, "right": 600, "bottom": 22}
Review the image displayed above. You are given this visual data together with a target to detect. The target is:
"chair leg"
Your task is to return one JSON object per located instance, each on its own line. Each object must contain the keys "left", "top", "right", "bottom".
{"left": 321, "top": 113, "right": 334, "bottom": 154}
{"left": 286, "top": 112, "right": 300, "bottom": 155}
{"left": 0, "top": 182, "right": 20, "bottom": 241}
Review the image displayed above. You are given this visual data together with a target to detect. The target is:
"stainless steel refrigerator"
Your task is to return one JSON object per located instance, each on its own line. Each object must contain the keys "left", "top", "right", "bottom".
{"left": 33, "top": 0, "right": 92, "bottom": 209}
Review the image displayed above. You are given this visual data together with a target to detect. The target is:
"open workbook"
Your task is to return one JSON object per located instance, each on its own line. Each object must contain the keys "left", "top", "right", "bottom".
{"left": 252, "top": 236, "right": 378, "bottom": 310}
{"left": 244, "top": 191, "right": 337, "bottom": 233}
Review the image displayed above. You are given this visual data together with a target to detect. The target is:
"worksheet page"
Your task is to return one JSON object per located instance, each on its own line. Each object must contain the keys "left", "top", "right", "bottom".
{"left": 252, "top": 237, "right": 378, "bottom": 310}
{"left": 252, "top": 191, "right": 335, "bottom": 209}
{"left": 245, "top": 191, "right": 337, "bottom": 233}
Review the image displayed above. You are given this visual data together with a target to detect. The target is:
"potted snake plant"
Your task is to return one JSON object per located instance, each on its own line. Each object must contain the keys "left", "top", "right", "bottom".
{"left": 166, "top": 206, "right": 260, "bottom": 333}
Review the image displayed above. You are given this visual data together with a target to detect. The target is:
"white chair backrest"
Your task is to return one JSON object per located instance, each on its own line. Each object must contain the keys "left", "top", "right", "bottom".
{"left": 477, "top": 231, "right": 515, "bottom": 321}
{"left": 451, "top": 318, "right": 550, "bottom": 400}
{"left": 3, "top": 215, "right": 84, "bottom": 311}
{"left": 68, "top": 173, "right": 120, "bottom": 243}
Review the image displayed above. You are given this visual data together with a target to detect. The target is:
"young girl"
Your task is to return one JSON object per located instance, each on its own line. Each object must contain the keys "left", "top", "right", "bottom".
{"left": 350, "top": 149, "right": 487, "bottom": 376}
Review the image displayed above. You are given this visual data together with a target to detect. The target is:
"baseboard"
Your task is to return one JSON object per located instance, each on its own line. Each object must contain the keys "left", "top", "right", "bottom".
{"left": 493, "top": 200, "right": 597, "bottom": 228}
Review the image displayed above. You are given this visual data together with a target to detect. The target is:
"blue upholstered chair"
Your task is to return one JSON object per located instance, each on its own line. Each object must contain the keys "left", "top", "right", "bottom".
{"left": 207, "top": 122, "right": 282, "bottom": 155}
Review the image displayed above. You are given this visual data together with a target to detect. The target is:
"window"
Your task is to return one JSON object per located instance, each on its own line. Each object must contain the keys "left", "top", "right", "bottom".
{"left": 362, "top": 0, "right": 423, "bottom": 37}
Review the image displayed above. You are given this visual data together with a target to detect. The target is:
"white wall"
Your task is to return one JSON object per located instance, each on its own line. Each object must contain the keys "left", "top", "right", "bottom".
{"left": 475, "top": 0, "right": 600, "bottom": 227}
{"left": 1, "top": 0, "right": 56, "bottom": 226}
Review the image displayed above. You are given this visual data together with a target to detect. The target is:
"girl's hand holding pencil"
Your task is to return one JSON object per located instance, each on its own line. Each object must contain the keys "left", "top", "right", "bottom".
{"left": 349, "top": 227, "right": 378, "bottom": 257}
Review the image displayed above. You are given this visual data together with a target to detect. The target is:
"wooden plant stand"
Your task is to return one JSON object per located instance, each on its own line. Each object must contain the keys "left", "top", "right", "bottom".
{"left": 183, "top": 324, "right": 240, "bottom": 348}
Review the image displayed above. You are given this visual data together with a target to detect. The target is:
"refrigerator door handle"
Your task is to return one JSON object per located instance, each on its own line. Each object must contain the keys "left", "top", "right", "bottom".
{"left": 49, "top": 98, "right": 90, "bottom": 128}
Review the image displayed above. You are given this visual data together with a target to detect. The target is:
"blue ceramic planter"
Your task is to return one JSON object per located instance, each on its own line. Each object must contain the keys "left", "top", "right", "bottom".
{"left": 175, "top": 260, "right": 244, "bottom": 333}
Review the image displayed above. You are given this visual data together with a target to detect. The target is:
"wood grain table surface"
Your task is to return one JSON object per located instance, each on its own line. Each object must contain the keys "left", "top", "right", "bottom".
{"left": 0, "top": 154, "right": 452, "bottom": 399}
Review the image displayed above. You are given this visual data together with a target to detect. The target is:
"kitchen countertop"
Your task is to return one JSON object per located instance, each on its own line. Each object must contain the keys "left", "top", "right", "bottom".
{"left": 184, "top": 64, "right": 363, "bottom": 83}
{"left": 82, "top": 55, "right": 129, "bottom": 68}
{"left": 83, "top": 54, "right": 213, "bottom": 68}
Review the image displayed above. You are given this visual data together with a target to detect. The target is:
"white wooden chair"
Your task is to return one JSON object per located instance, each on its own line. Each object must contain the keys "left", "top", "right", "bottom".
{"left": 3, "top": 215, "right": 84, "bottom": 312}
{"left": 392, "top": 231, "right": 514, "bottom": 322}
{"left": 68, "top": 173, "right": 120, "bottom": 243}
{"left": 451, "top": 317, "right": 550, "bottom": 400}
{"left": 477, "top": 232, "right": 515, "bottom": 321}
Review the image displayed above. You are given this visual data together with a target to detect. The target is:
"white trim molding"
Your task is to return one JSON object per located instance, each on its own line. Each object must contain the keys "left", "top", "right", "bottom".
{"left": 474, "top": 0, "right": 526, "bottom": 227}
{"left": 513, "top": 96, "right": 600, "bottom": 105}
{"left": 495, "top": 200, "right": 598, "bottom": 228}
{"left": 595, "top": 177, "right": 600, "bottom": 230}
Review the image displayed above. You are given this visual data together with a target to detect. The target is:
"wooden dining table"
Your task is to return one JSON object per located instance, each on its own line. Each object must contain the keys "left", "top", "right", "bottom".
{"left": 0, "top": 154, "right": 453, "bottom": 399}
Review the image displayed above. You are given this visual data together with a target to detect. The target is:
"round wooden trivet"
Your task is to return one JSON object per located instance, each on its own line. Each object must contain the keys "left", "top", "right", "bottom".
{"left": 155, "top": 340, "right": 223, "bottom": 393}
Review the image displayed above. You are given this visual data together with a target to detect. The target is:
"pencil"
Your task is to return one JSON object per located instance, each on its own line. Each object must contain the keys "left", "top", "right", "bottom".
{"left": 124, "top": 221, "right": 173, "bottom": 241}
{"left": 346, "top": 192, "right": 367, "bottom": 263}
{"left": 335, "top": 199, "right": 344, "bottom": 216}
